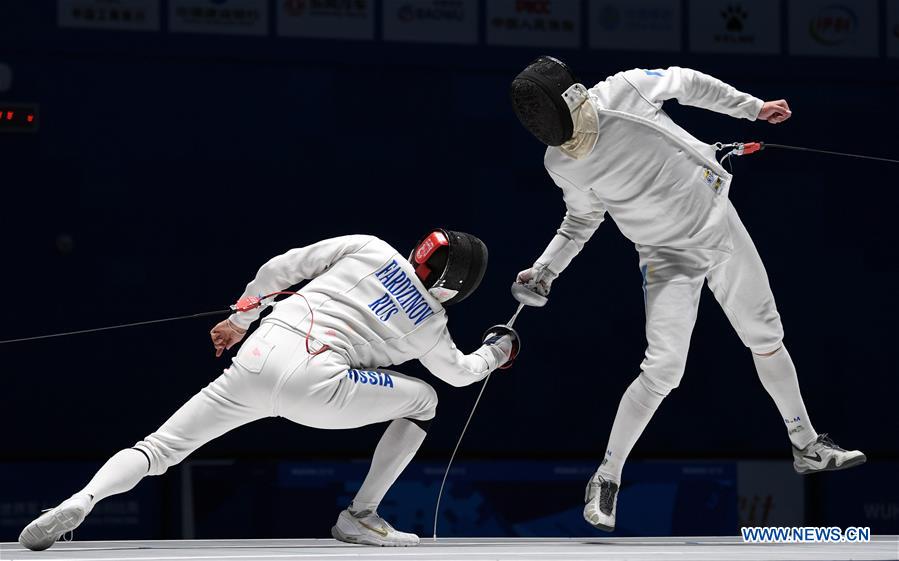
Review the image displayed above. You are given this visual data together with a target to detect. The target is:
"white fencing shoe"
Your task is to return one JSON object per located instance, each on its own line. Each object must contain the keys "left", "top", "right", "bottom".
{"left": 19, "top": 494, "right": 92, "bottom": 551}
{"left": 793, "top": 433, "right": 866, "bottom": 474}
{"left": 331, "top": 508, "right": 419, "bottom": 547}
{"left": 583, "top": 472, "right": 618, "bottom": 532}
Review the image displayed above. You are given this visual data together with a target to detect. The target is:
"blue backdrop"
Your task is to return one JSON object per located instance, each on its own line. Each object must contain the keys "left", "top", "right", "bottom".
{"left": 1, "top": 0, "right": 897, "bottom": 540}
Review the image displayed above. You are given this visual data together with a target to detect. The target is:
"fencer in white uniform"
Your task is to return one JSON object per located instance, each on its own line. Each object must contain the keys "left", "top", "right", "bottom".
{"left": 509, "top": 57, "right": 865, "bottom": 532}
{"left": 19, "top": 230, "right": 519, "bottom": 550}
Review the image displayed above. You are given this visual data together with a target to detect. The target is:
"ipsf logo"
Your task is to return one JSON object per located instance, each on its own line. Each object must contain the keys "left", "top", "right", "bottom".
{"left": 809, "top": 5, "right": 857, "bottom": 46}
{"left": 516, "top": 0, "right": 551, "bottom": 15}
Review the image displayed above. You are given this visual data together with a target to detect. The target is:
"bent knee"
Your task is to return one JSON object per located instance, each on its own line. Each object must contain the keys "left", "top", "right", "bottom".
{"left": 409, "top": 382, "right": 438, "bottom": 421}
{"left": 753, "top": 344, "right": 783, "bottom": 357}
{"left": 640, "top": 353, "right": 687, "bottom": 396}
{"left": 133, "top": 434, "right": 189, "bottom": 476}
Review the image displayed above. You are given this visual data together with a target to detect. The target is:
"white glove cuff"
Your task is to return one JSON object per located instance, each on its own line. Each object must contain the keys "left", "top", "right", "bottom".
{"left": 472, "top": 343, "right": 504, "bottom": 372}
{"left": 536, "top": 234, "right": 581, "bottom": 275}
{"left": 228, "top": 312, "right": 253, "bottom": 330}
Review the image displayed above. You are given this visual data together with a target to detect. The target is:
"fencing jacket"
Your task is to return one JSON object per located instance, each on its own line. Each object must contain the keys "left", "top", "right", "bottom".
{"left": 228, "top": 235, "right": 505, "bottom": 387}
{"left": 536, "top": 67, "right": 765, "bottom": 276}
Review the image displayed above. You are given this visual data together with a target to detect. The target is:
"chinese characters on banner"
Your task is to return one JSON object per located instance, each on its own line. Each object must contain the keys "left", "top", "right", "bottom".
{"left": 169, "top": 0, "right": 268, "bottom": 36}
{"left": 58, "top": 0, "right": 160, "bottom": 31}
{"left": 487, "top": 0, "right": 580, "bottom": 48}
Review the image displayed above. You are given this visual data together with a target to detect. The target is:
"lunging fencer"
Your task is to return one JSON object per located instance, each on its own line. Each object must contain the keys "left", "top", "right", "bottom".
{"left": 19, "top": 230, "right": 519, "bottom": 550}
{"left": 509, "top": 57, "right": 865, "bottom": 532}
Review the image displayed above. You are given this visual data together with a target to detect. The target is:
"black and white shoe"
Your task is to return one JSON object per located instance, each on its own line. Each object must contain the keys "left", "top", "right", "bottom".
{"left": 583, "top": 472, "right": 618, "bottom": 532}
{"left": 793, "top": 433, "right": 866, "bottom": 475}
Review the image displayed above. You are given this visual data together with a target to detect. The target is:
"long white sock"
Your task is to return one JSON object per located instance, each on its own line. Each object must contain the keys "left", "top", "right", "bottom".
{"left": 78, "top": 448, "right": 150, "bottom": 505}
{"left": 351, "top": 419, "right": 427, "bottom": 513}
{"left": 598, "top": 376, "right": 665, "bottom": 483}
{"left": 753, "top": 345, "right": 817, "bottom": 448}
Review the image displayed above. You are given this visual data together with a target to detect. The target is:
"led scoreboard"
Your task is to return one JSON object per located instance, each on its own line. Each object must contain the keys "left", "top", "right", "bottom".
{"left": 0, "top": 104, "right": 39, "bottom": 132}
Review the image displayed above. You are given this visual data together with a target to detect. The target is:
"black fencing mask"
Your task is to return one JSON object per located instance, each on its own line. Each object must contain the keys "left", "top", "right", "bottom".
{"left": 510, "top": 56, "right": 579, "bottom": 146}
{"left": 409, "top": 229, "right": 488, "bottom": 306}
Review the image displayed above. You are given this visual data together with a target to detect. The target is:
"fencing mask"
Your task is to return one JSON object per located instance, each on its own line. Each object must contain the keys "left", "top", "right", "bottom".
{"left": 410, "top": 229, "right": 488, "bottom": 306}
{"left": 510, "top": 56, "right": 592, "bottom": 148}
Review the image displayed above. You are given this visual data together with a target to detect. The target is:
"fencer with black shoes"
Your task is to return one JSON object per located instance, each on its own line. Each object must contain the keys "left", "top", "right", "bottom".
{"left": 331, "top": 508, "right": 419, "bottom": 547}
{"left": 793, "top": 433, "right": 866, "bottom": 474}
{"left": 583, "top": 472, "right": 619, "bottom": 532}
{"left": 19, "top": 494, "right": 93, "bottom": 551}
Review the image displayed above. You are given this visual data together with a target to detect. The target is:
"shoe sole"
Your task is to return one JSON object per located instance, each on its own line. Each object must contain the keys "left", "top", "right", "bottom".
{"left": 330, "top": 525, "right": 417, "bottom": 547}
{"left": 19, "top": 505, "right": 87, "bottom": 551}
{"left": 585, "top": 519, "right": 615, "bottom": 533}
{"left": 795, "top": 453, "right": 867, "bottom": 475}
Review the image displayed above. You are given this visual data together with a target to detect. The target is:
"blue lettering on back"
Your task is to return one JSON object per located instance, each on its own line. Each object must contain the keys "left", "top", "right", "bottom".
{"left": 369, "top": 260, "right": 436, "bottom": 325}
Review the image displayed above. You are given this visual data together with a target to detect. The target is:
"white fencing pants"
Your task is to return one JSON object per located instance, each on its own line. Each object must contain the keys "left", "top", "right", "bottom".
{"left": 637, "top": 202, "right": 784, "bottom": 397}
{"left": 600, "top": 202, "right": 790, "bottom": 481}
{"left": 135, "top": 322, "right": 438, "bottom": 476}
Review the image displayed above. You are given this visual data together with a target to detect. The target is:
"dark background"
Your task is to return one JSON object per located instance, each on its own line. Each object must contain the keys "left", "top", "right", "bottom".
{"left": 1, "top": 0, "right": 897, "bottom": 541}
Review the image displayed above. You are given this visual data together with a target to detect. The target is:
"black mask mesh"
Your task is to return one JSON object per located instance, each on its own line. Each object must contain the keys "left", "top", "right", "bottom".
{"left": 510, "top": 56, "right": 577, "bottom": 146}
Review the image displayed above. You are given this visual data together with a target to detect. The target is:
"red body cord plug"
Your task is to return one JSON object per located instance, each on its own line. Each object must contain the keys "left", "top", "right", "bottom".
{"left": 742, "top": 142, "right": 764, "bottom": 155}
{"left": 231, "top": 292, "right": 330, "bottom": 356}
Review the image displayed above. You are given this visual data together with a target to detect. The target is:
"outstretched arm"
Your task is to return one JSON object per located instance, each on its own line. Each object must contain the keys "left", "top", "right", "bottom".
{"left": 514, "top": 174, "right": 606, "bottom": 306}
{"left": 623, "top": 66, "right": 769, "bottom": 121}
{"left": 419, "top": 327, "right": 513, "bottom": 387}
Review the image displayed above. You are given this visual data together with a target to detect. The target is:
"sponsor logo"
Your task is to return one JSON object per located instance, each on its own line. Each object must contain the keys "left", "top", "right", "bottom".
{"left": 713, "top": 3, "right": 755, "bottom": 45}
{"left": 789, "top": 426, "right": 805, "bottom": 436}
{"left": 359, "top": 520, "right": 390, "bottom": 536}
{"left": 490, "top": 1, "right": 576, "bottom": 33}
{"left": 722, "top": 4, "right": 748, "bottom": 32}
{"left": 595, "top": 2, "right": 678, "bottom": 34}
{"left": 516, "top": 0, "right": 551, "bottom": 15}
{"left": 644, "top": 69, "right": 663, "bottom": 77}
{"left": 702, "top": 168, "right": 723, "bottom": 192}
{"left": 173, "top": 0, "right": 263, "bottom": 27}
{"left": 69, "top": 3, "right": 149, "bottom": 24}
{"left": 59, "top": 0, "right": 159, "bottom": 30}
{"left": 802, "top": 451, "right": 823, "bottom": 463}
{"left": 346, "top": 369, "right": 395, "bottom": 388}
{"left": 415, "top": 237, "right": 436, "bottom": 262}
{"left": 369, "top": 261, "right": 436, "bottom": 325}
{"left": 397, "top": 1, "right": 466, "bottom": 23}
{"left": 783, "top": 416, "right": 802, "bottom": 424}
{"left": 283, "top": 0, "right": 369, "bottom": 19}
{"left": 808, "top": 4, "right": 857, "bottom": 46}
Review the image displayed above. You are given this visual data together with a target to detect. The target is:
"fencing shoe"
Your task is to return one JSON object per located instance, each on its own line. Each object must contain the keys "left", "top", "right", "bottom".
{"left": 331, "top": 508, "right": 419, "bottom": 547}
{"left": 583, "top": 472, "right": 618, "bottom": 532}
{"left": 19, "top": 494, "right": 93, "bottom": 551}
{"left": 793, "top": 433, "right": 866, "bottom": 474}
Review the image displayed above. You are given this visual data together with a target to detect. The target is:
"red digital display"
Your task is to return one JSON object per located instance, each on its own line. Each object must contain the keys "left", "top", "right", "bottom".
{"left": 0, "top": 104, "right": 39, "bottom": 133}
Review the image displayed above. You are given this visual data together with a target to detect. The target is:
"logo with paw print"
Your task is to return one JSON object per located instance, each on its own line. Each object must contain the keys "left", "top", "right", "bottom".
{"left": 721, "top": 4, "right": 748, "bottom": 32}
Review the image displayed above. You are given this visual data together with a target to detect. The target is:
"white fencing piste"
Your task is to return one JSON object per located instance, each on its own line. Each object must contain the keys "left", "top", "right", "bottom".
{"left": 1, "top": 536, "right": 896, "bottom": 561}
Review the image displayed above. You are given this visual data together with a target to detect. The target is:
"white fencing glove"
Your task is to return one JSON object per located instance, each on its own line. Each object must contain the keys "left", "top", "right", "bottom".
{"left": 511, "top": 265, "right": 557, "bottom": 307}
{"left": 482, "top": 325, "right": 521, "bottom": 369}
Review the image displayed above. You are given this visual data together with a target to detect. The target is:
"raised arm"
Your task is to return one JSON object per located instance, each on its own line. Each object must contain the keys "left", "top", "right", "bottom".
{"left": 622, "top": 67, "right": 764, "bottom": 121}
